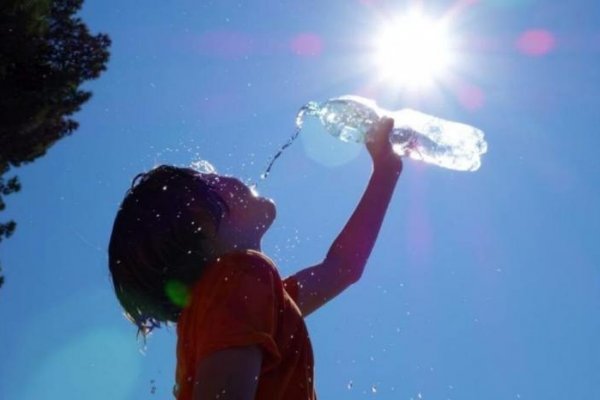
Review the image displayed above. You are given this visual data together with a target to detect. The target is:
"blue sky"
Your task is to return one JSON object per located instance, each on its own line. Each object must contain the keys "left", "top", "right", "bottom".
{"left": 1, "top": 0, "right": 599, "bottom": 399}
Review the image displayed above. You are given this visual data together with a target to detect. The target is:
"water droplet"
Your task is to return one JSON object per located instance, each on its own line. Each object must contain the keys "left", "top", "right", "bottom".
{"left": 190, "top": 160, "right": 216, "bottom": 174}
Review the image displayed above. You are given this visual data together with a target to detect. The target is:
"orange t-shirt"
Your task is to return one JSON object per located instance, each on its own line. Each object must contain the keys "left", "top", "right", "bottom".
{"left": 175, "top": 250, "right": 316, "bottom": 400}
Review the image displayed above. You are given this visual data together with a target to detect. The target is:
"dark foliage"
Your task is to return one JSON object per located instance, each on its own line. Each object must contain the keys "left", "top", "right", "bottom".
{"left": 0, "top": 0, "right": 111, "bottom": 287}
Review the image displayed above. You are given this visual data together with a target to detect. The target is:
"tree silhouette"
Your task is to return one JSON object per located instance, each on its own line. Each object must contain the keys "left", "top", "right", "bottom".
{"left": 0, "top": 0, "right": 111, "bottom": 288}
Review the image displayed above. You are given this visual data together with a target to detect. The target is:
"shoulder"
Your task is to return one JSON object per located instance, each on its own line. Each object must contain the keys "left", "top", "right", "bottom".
{"left": 214, "top": 251, "right": 283, "bottom": 318}
{"left": 183, "top": 251, "right": 282, "bottom": 318}
{"left": 218, "top": 250, "right": 281, "bottom": 282}
{"left": 237, "top": 249, "right": 277, "bottom": 270}
{"left": 186, "top": 250, "right": 283, "bottom": 309}
{"left": 195, "top": 250, "right": 281, "bottom": 300}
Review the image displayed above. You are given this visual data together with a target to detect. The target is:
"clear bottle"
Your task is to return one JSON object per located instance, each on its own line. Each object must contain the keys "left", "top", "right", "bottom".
{"left": 296, "top": 95, "right": 488, "bottom": 171}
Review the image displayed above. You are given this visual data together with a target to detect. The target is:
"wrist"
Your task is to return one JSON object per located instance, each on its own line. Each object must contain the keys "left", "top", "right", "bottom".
{"left": 373, "top": 154, "right": 403, "bottom": 175}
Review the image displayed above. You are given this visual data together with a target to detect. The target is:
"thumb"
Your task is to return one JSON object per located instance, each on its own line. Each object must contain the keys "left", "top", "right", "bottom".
{"left": 380, "top": 117, "right": 394, "bottom": 135}
{"left": 370, "top": 117, "right": 394, "bottom": 140}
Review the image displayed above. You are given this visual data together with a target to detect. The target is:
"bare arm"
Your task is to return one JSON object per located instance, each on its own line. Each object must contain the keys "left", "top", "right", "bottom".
{"left": 289, "top": 118, "right": 402, "bottom": 317}
{"left": 193, "top": 345, "right": 262, "bottom": 400}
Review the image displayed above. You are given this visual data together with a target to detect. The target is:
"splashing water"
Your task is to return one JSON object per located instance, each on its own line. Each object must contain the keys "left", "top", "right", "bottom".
{"left": 260, "top": 102, "right": 320, "bottom": 181}
{"left": 189, "top": 99, "right": 337, "bottom": 190}
{"left": 190, "top": 159, "right": 217, "bottom": 174}
{"left": 248, "top": 182, "right": 260, "bottom": 197}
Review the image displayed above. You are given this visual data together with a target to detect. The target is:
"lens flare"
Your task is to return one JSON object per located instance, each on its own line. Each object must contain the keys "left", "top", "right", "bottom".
{"left": 457, "top": 83, "right": 486, "bottom": 111}
{"left": 517, "top": 29, "right": 556, "bottom": 56}
{"left": 373, "top": 9, "right": 455, "bottom": 88}
{"left": 165, "top": 280, "right": 190, "bottom": 308}
{"left": 290, "top": 33, "right": 324, "bottom": 57}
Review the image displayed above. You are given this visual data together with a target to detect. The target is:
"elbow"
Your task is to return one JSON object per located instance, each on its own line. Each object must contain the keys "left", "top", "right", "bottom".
{"left": 325, "top": 254, "right": 365, "bottom": 285}
{"left": 344, "top": 259, "right": 365, "bottom": 284}
{"left": 348, "top": 268, "right": 364, "bottom": 285}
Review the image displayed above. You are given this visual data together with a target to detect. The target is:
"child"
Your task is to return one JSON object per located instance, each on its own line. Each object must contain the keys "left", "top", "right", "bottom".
{"left": 108, "top": 117, "right": 402, "bottom": 399}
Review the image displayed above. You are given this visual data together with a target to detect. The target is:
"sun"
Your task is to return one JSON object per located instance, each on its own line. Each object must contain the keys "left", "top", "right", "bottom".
{"left": 372, "top": 9, "right": 455, "bottom": 88}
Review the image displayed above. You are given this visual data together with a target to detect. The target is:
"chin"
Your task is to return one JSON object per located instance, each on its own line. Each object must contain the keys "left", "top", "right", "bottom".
{"left": 257, "top": 199, "right": 276, "bottom": 233}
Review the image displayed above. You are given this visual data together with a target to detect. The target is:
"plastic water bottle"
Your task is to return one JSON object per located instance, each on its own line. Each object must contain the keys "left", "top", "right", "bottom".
{"left": 296, "top": 95, "right": 487, "bottom": 171}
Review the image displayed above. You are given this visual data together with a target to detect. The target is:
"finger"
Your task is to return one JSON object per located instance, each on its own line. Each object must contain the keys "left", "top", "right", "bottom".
{"left": 381, "top": 117, "right": 394, "bottom": 130}
{"left": 372, "top": 117, "right": 393, "bottom": 135}
{"left": 380, "top": 117, "right": 394, "bottom": 133}
{"left": 370, "top": 117, "right": 394, "bottom": 143}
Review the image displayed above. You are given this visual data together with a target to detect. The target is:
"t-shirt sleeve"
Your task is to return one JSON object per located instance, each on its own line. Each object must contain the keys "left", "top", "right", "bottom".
{"left": 282, "top": 275, "right": 300, "bottom": 305}
{"left": 194, "top": 259, "right": 282, "bottom": 373}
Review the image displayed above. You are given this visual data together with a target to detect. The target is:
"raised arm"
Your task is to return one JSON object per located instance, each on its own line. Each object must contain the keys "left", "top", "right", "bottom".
{"left": 288, "top": 117, "right": 402, "bottom": 317}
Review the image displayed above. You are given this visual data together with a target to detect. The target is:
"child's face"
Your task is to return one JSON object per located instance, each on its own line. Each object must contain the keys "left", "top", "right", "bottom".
{"left": 204, "top": 174, "right": 276, "bottom": 247}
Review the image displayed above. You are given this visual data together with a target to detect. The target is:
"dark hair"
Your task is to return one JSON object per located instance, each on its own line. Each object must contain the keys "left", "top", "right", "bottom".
{"left": 108, "top": 165, "right": 229, "bottom": 337}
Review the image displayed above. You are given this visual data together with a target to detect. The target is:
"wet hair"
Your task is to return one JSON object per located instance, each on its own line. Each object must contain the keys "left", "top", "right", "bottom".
{"left": 108, "top": 165, "right": 229, "bottom": 337}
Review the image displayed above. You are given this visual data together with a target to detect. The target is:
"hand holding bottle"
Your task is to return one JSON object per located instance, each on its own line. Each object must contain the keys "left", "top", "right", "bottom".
{"left": 366, "top": 117, "right": 403, "bottom": 174}
{"left": 261, "top": 95, "right": 487, "bottom": 181}
{"left": 296, "top": 95, "right": 487, "bottom": 171}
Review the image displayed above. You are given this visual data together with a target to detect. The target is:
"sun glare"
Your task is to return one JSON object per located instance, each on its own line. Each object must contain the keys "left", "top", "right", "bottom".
{"left": 373, "top": 10, "right": 454, "bottom": 88}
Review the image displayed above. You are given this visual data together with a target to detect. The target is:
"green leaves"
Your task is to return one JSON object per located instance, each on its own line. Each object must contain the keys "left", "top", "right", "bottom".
{"left": 0, "top": 0, "right": 111, "bottom": 288}
{"left": 0, "top": 0, "right": 111, "bottom": 171}
{"left": 0, "top": 175, "right": 20, "bottom": 244}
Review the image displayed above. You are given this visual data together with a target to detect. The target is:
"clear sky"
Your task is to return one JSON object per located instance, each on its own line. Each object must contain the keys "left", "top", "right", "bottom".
{"left": 1, "top": 0, "right": 599, "bottom": 399}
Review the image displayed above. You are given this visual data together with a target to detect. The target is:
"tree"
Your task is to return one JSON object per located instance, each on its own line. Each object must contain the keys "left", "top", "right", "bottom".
{"left": 0, "top": 0, "right": 111, "bottom": 288}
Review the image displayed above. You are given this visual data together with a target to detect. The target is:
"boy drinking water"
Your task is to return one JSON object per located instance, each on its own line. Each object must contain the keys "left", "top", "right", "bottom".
{"left": 108, "top": 117, "right": 401, "bottom": 399}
